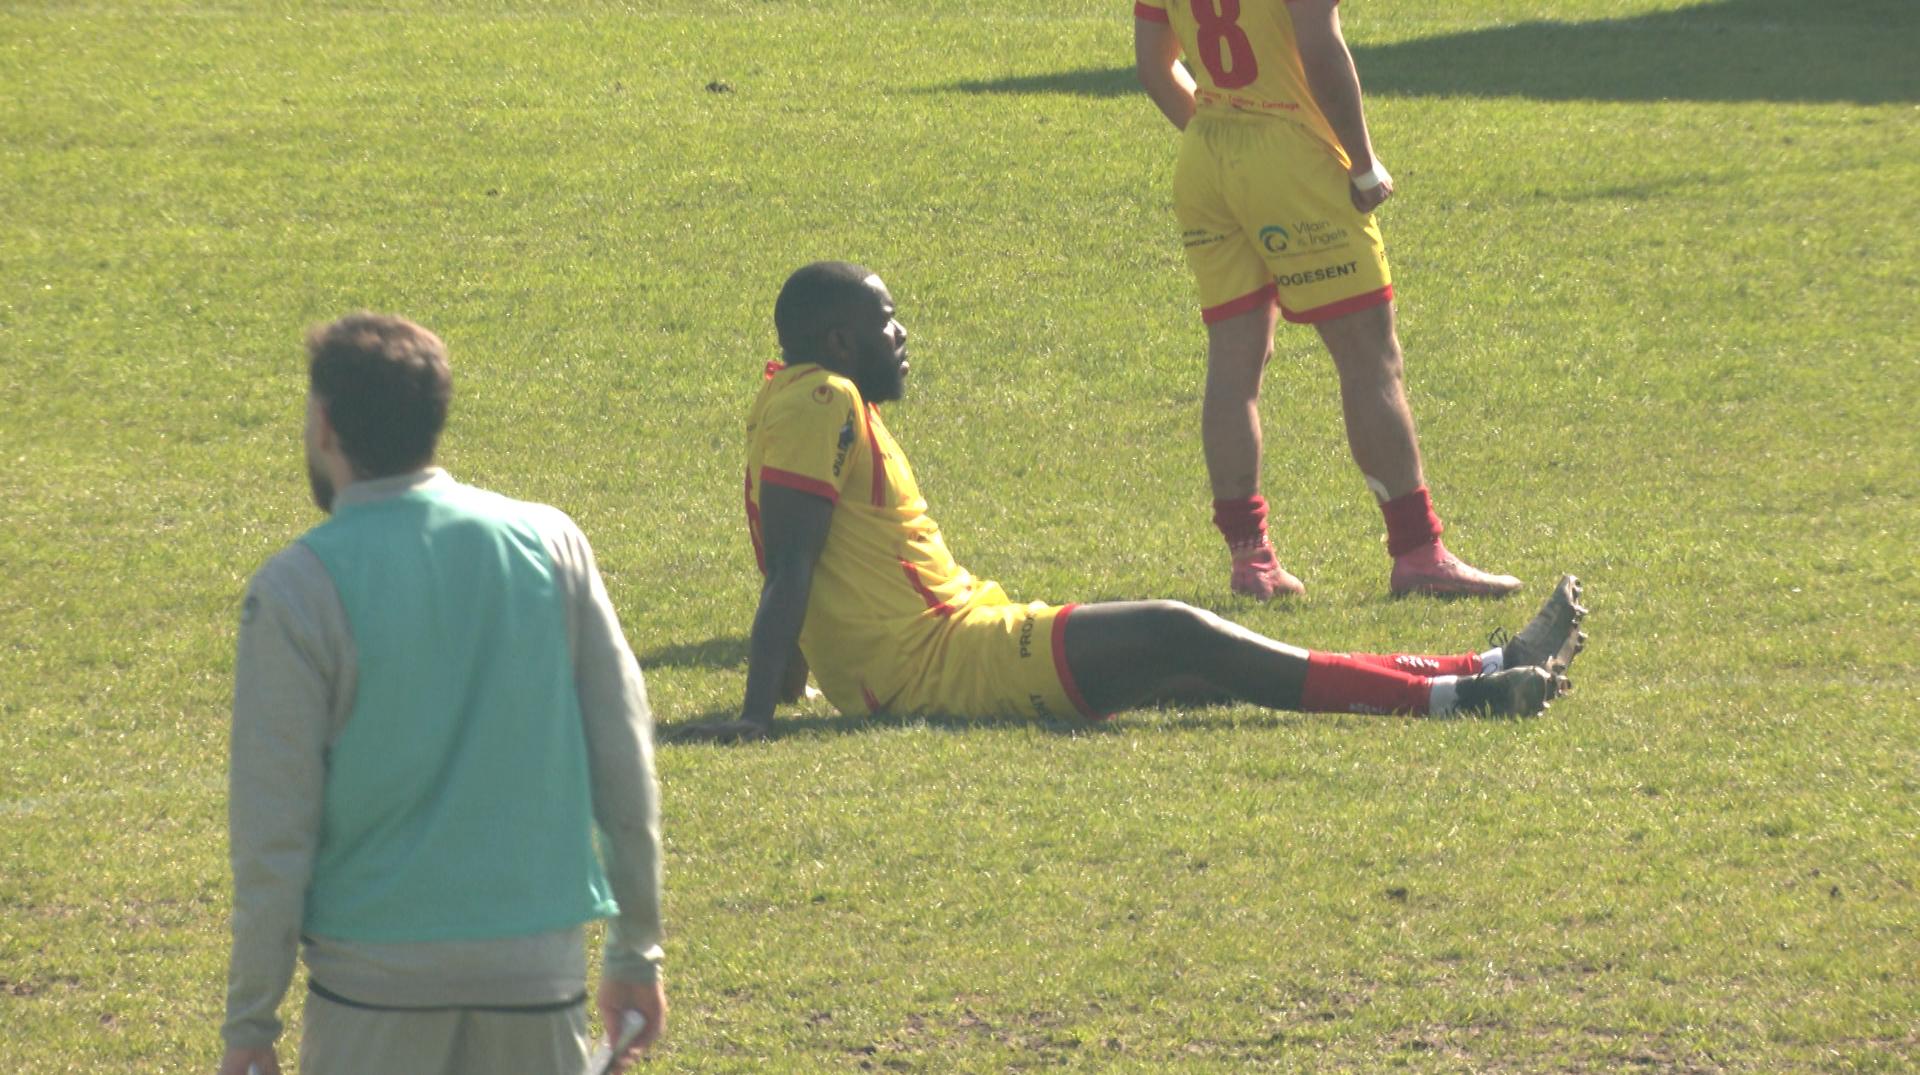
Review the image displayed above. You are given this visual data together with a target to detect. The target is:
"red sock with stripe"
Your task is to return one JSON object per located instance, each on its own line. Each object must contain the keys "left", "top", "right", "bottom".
{"left": 1299, "top": 650, "right": 1436, "bottom": 715}
{"left": 1343, "top": 651, "right": 1482, "bottom": 676}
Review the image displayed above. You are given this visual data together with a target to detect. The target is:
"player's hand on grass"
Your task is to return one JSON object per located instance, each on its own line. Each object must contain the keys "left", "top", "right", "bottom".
{"left": 596, "top": 976, "right": 666, "bottom": 1069}
{"left": 216, "top": 1046, "right": 277, "bottom": 1075}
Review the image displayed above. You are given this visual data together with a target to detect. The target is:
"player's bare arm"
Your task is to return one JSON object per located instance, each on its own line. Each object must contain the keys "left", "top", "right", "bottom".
{"left": 1134, "top": 14, "right": 1197, "bottom": 131}
{"left": 1290, "top": 0, "right": 1392, "bottom": 213}
{"left": 732, "top": 483, "right": 835, "bottom": 736}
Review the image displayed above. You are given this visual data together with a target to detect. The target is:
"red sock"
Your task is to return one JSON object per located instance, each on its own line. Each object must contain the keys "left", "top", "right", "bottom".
{"left": 1380, "top": 486, "right": 1444, "bottom": 558}
{"left": 1299, "top": 651, "right": 1434, "bottom": 715}
{"left": 1345, "top": 651, "right": 1482, "bottom": 676}
{"left": 1213, "top": 494, "right": 1270, "bottom": 553}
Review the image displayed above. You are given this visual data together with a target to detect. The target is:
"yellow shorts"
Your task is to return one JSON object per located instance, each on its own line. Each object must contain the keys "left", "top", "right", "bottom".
{"left": 885, "top": 599, "right": 1098, "bottom": 721}
{"left": 1173, "top": 115, "right": 1393, "bottom": 325}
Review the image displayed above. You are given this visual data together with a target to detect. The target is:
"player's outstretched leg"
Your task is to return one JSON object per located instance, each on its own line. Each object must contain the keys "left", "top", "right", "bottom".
{"left": 1060, "top": 600, "right": 1567, "bottom": 719}
{"left": 1494, "top": 574, "right": 1587, "bottom": 674}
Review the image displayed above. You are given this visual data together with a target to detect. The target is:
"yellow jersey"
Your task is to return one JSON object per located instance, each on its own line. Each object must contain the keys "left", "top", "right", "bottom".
{"left": 1136, "top": 0, "right": 1342, "bottom": 150}
{"left": 744, "top": 362, "right": 1010, "bottom": 714}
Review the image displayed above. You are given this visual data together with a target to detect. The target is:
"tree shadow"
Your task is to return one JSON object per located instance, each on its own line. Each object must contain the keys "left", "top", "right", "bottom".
{"left": 1360, "top": 0, "right": 1916, "bottom": 105}
{"left": 941, "top": 0, "right": 1917, "bottom": 105}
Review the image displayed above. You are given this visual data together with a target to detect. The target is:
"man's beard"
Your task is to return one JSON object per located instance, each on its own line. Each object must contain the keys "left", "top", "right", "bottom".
{"left": 856, "top": 347, "right": 906, "bottom": 403}
{"left": 308, "top": 458, "right": 336, "bottom": 513}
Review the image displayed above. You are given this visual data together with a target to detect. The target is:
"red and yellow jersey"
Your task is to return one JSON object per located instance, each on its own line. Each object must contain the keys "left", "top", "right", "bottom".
{"left": 1135, "top": 0, "right": 1341, "bottom": 149}
{"left": 744, "top": 361, "right": 1009, "bottom": 714}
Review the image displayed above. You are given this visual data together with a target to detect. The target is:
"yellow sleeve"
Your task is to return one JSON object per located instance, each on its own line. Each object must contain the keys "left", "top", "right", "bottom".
{"left": 759, "top": 374, "right": 863, "bottom": 503}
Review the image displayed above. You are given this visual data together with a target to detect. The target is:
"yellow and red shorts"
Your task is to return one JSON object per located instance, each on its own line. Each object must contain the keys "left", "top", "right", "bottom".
{"left": 882, "top": 599, "right": 1099, "bottom": 722}
{"left": 1173, "top": 114, "right": 1393, "bottom": 325}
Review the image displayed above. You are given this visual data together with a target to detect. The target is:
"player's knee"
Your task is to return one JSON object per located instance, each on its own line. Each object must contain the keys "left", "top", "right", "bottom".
{"left": 1147, "top": 601, "right": 1228, "bottom": 650}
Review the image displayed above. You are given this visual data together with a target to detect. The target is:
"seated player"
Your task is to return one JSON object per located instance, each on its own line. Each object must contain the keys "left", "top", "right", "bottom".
{"left": 689, "top": 262, "right": 1585, "bottom": 742}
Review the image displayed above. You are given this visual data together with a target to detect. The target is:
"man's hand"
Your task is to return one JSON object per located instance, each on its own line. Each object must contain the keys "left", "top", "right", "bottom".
{"left": 1349, "top": 165, "right": 1393, "bottom": 214}
{"left": 596, "top": 976, "right": 667, "bottom": 1070}
{"left": 216, "top": 1046, "right": 278, "bottom": 1075}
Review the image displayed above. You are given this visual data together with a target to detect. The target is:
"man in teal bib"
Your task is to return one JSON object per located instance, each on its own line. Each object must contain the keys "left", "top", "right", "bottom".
{"left": 219, "top": 314, "right": 666, "bottom": 1074}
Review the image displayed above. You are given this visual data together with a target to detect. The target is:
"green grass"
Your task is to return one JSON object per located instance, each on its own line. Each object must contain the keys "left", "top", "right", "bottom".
{"left": 2, "top": 0, "right": 1916, "bottom": 1070}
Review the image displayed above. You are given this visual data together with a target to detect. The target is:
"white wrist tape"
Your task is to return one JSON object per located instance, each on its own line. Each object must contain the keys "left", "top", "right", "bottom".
{"left": 1352, "top": 159, "right": 1392, "bottom": 192}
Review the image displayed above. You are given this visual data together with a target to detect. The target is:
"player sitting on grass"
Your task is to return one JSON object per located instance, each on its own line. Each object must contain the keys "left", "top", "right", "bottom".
{"left": 682, "top": 262, "right": 1586, "bottom": 743}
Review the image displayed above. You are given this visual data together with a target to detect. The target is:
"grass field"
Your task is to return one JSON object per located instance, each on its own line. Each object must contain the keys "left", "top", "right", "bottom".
{"left": 2, "top": 0, "right": 1916, "bottom": 1070}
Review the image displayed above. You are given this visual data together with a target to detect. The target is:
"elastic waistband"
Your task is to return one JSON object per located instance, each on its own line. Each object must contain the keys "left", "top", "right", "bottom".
{"left": 308, "top": 979, "right": 587, "bottom": 1014}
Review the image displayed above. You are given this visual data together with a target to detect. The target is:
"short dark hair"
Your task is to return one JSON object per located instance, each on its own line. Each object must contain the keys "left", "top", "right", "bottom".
{"left": 305, "top": 313, "right": 452, "bottom": 478}
{"left": 773, "top": 261, "right": 876, "bottom": 362}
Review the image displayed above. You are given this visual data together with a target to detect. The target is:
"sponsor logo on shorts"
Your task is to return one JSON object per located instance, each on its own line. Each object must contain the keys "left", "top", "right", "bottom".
{"left": 1275, "top": 261, "right": 1358, "bottom": 288}
{"left": 1266, "top": 219, "right": 1354, "bottom": 259}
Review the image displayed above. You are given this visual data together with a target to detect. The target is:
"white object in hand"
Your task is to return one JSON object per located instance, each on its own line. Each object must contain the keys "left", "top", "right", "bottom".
{"left": 584, "top": 1009, "right": 648, "bottom": 1075}
{"left": 1351, "top": 159, "right": 1392, "bottom": 192}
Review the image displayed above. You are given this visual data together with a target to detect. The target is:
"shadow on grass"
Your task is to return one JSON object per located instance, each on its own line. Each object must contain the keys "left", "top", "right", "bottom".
{"left": 652, "top": 706, "right": 1328, "bottom": 748}
{"left": 942, "top": 0, "right": 1917, "bottom": 105}
{"left": 638, "top": 634, "right": 747, "bottom": 670}
{"left": 651, "top": 702, "right": 1531, "bottom": 745}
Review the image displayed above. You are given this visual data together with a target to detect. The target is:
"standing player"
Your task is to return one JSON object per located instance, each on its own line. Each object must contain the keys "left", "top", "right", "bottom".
{"left": 1134, "top": 0, "right": 1522, "bottom": 599}
{"left": 682, "top": 262, "right": 1585, "bottom": 743}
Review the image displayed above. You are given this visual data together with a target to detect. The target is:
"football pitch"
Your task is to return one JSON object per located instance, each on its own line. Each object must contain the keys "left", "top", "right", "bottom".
{"left": 2, "top": 0, "right": 1915, "bottom": 1070}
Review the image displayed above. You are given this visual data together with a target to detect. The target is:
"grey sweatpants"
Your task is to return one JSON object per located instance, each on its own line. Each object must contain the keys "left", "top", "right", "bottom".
{"left": 300, "top": 989, "right": 590, "bottom": 1075}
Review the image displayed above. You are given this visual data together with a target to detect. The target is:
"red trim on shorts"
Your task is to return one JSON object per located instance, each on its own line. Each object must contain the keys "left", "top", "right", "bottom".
{"left": 1283, "top": 285, "right": 1393, "bottom": 325}
{"left": 900, "top": 560, "right": 957, "bottom": 616}
{"left": 760, "top": 466, "right": 840, "bottom": 503}
{"left": 1133, "top": 2, "right": 1170, "bottom": 22}
{"left": 861, "top": 684, "right": 882, "bottom": 713}
{"left": 1050, "top": 604, "right": 1104, "bottom": 721}
{"left": 862, "top": 405, "right": 887, "bottom": 506}
{"left": 1201, "top": 283, "right": 1279, "bottom": 325}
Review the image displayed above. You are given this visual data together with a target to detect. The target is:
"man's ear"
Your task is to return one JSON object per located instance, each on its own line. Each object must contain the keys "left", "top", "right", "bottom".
{"left": 821, "top": 324, "right": 849, "bottom": 364}
{"left": 313, "top": 401, "right": 330, "bottom": 445}
{"left": 309, "top": 395, "right": 341, "bottom": 453}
